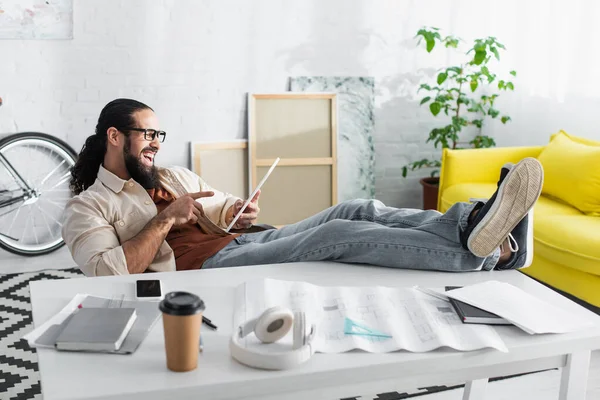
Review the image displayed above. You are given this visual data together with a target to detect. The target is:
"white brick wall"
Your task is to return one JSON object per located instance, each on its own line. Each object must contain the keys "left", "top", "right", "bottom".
{"left": 1, "top": 0, "right": 600, "bottom": 208}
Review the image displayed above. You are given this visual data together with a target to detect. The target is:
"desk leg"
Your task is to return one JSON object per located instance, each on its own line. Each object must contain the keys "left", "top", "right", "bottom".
{"left": 559, "top": 351, "right": 590, "bottom": 400}
{"left": 462, "top": 378, "right": 487, "bottom": 400}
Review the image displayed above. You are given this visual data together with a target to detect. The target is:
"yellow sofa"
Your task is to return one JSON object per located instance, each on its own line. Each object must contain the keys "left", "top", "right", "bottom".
{"left": 438, "top": 133, "right": 600, "bottom": 308}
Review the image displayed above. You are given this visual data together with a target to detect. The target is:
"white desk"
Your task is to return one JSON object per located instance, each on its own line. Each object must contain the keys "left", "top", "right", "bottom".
{"left": 29, "top": 262, "right": 600, "bottom": 400}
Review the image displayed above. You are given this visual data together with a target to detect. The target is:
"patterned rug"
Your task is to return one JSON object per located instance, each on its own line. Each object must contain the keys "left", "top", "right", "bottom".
{"left": 0, "top": 268, "right": 551, "bottom": 400}
{"left": 0, "top": 267, "right": 84, "bottom": 400}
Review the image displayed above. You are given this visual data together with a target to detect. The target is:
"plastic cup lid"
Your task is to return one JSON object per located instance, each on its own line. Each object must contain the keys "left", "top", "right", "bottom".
{"left": 159, "top": 291, "right": 205, "bottom": 316}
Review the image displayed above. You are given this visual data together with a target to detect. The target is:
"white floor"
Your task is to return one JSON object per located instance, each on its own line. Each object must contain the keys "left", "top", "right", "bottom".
{"left": 1, "top": 248, "right": 599, "bottom": 399}
{"left": 0, "top": 245, "right": 76, "bottom": 274}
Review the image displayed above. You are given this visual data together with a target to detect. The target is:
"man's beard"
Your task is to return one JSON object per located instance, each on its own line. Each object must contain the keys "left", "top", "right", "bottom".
{"left": 123, "top": 138, "right": 159, "bottom": 189}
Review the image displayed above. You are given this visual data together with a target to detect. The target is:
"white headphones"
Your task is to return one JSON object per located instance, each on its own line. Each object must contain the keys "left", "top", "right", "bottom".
{"left": 229, "top": 306, "right": 317, "bottom": 370}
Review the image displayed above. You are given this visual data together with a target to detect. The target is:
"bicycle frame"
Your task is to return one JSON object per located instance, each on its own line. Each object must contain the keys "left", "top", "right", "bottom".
{"left": 0, "top": 192, "right": 28, "bottom": 208}
{"left": 0, "top": 152, "right": 33, "bottom": 209}
{"left": 0, "top": 152, "right": 33, "bottom": 191}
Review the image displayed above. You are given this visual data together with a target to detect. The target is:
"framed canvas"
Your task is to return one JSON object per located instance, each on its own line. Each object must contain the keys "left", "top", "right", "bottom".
{"left": 248, "top": 93, "right": 338, "bottom": 226}
{"left": 190, "top": 141, "right": 248, "bottom": 200}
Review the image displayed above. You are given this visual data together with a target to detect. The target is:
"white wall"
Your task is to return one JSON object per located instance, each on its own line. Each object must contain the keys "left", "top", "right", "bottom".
{"left": 1, "top": 0, "right": 599, "bottom": 208}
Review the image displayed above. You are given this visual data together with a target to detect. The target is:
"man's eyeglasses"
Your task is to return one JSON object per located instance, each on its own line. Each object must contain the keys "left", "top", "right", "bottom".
{"left": 125, "top": 128, "right": 167, "bottom": 143}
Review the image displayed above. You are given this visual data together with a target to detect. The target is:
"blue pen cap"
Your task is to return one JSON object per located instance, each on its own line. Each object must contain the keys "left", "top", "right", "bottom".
{"left": 159, "top": 291, "right": 205, "bottom": 316}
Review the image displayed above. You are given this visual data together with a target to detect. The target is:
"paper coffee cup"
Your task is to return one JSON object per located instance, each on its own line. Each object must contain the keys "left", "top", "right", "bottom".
{"left": 159, "top": 291, "right": 205, "bottom": 372}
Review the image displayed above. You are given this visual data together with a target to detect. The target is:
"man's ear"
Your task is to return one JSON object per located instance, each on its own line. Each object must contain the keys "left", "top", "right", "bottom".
{"left": 106, "top": 127, "right": 121, "bottom": 147}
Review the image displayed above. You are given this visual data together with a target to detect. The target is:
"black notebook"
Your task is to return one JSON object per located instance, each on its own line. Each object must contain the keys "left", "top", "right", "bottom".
{"left": 445, "top": 286, "right": 511, "bottom": 325}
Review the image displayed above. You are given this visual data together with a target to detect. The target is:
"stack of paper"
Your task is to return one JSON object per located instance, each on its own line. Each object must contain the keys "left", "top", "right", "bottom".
{"left": 443, "top": 281, "right": 597, "bottom": 335}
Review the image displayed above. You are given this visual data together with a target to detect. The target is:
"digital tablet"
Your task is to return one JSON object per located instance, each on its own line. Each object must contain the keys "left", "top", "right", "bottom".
{"left": 226, "top": 157, "right": 280, "bottom": 232}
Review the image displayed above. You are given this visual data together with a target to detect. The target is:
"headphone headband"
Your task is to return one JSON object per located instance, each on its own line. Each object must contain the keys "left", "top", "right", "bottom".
{"left": 229, "top": 324, "right": 316, "bottom": 370}
{"left": 229, "top": 307, "right": 317, "bottom": 370}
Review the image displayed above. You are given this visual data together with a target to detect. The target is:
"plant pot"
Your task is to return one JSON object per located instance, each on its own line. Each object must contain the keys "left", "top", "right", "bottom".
{"left": 420, "top": 177, "right": 440, "bottom": 210}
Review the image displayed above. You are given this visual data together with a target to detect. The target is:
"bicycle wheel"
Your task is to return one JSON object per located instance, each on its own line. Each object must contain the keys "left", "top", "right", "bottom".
{"left": 0, "top": 132, "right": 78, "bottom": 256}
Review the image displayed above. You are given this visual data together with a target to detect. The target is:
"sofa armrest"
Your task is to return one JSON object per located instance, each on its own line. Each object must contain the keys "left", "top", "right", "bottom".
{"left": 438, "top": 146, "right": 545, "bottom": 210}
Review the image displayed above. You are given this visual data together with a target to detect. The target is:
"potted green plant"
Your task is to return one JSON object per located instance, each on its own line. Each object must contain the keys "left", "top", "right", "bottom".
{"left": 402, "top": 27, "right": 516, "bottom": 210}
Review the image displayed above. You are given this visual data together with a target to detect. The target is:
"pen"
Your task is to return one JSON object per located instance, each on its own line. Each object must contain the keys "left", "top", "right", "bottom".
{"left": 202, "top": 315, "right": 218, "bottom": 330}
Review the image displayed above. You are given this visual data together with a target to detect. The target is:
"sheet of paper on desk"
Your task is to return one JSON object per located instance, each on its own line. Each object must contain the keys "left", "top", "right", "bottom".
{"left": 24, "top": 294, "right": 87, "bottom": 348}
{"left": 444, "top": 281, "right": 597, "bottom": 335}
{"left": 234, "top": 278, "right": 508, "bottom": 354}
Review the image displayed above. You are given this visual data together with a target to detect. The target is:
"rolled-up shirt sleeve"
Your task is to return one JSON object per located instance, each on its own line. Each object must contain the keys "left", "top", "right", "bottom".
{"left": 62, "top": 198, "right": 129, "bottom": 277}
{"left": 193, "top": 174, "right": 241, "bottom": 229}
{"left": 203, "top": 183, "right": 240, "bottom": 229}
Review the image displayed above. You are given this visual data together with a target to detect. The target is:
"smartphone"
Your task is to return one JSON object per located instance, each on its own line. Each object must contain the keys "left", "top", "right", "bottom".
{"left": 136, "top": 279, "right": 163, "bottom": 301}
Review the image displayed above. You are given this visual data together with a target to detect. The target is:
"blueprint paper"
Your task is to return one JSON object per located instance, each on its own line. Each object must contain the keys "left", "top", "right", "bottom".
{"left": 234, "top": 279, "right": 508, "bottom": 354}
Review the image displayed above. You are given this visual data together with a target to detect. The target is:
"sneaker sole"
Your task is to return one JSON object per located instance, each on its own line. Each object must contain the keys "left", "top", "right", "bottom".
{"left": 467, "top": 158, "right": 543, "bottom": 258}
{"left": 523, "top": 208, "right": 535, "bottom": 268}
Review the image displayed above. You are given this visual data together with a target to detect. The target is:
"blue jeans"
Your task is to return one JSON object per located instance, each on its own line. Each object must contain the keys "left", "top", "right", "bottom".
{"left": 203, "top": 199, "right": 501, "bottom": 272}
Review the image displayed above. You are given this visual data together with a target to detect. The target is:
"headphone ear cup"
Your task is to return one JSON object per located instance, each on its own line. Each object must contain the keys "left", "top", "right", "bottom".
{"left": 254, "top": 307, "right": 294, "bottom": 343}
{"left": 292, "top": 312, "right": 306, "bottom": 350}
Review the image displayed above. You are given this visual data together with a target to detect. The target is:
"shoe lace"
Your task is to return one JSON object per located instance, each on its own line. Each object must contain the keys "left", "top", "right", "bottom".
{"left": 500, "top": 233, "right": 519, "bottom": 253}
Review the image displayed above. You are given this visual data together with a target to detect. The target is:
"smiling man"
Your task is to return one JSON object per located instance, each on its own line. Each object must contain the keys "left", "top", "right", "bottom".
{"left": 63, "top": 98, "right": 544, "bottom": 277}
{"left": 63, "top": 98, "right": 258, "bottom": 276}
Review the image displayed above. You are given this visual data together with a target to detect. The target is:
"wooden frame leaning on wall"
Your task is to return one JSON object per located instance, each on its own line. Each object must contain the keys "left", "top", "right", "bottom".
{"left": 189, "top": 140, "right": 249, "bottom": 200}
{"left": 248, "top": 93, "right": 338, "bottom": 226}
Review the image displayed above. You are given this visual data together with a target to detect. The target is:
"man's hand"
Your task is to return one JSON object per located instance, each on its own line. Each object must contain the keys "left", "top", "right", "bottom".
{"left": 159, "top": 191, "right": 214, "bottom": 226}
{"left": 123, "top": 191, "right": 213, "bottom": 274}
{"left": 227, "top": 189, "right": 261, "bottom": 229}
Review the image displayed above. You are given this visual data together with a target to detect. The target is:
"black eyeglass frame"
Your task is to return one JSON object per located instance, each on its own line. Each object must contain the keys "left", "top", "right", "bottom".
{"left": 123, "top": 128, "right": 167, "bottom": 143}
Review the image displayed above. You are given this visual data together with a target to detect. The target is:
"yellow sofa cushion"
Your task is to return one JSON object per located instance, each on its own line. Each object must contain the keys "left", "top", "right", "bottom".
{"left": 531, "top": 195, "right": 584, "bottom": 217}
{"left": 550, "top": 130, "right": 600, "bottom": 146}
{"left": 534, "top": 214, "right": 600, "bottom": 276}
{"left": 537, "top": 131, "right": 600, "bottom": 216}
{"left": 522, "top": 252, "right": 600, "bottom": 308}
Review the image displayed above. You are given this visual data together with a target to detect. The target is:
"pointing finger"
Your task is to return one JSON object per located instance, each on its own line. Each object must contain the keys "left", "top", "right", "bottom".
{"left": 189, "top": 191, "right": 214, "bottom": 199}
